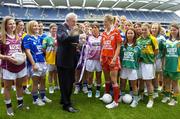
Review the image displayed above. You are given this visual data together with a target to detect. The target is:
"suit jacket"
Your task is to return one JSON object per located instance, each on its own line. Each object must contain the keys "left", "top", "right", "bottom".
{"left": 56, "top": 23, "right": 79, "bottom": 69}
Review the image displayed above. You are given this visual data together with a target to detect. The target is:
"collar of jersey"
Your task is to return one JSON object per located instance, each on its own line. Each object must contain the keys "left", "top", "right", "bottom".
{"left": 6, "top": 33, "right": 15, "bottom": 39}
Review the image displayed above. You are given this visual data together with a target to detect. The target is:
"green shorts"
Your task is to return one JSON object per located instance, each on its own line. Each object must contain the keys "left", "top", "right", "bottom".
{"left": 163, "top": 70, "right": 180, "bottom": 80}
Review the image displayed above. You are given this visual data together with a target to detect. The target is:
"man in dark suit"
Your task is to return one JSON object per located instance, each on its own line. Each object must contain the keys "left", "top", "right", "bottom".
{"left": 56, "top": 13, "right": 85, "bottom": 113}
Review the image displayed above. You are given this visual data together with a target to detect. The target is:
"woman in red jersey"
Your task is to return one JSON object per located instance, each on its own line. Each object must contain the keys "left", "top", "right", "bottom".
{"left": 100, "top": 14, "right": 122, "bottom": 109}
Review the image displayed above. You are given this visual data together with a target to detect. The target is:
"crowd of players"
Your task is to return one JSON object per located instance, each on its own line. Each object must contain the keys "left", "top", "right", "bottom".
{"left": 0, "top": 12, "right": 180, "bottom": 116}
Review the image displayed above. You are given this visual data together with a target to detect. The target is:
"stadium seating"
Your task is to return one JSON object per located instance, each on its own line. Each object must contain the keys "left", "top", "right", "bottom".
{"left": 0, "top": 6, "right": 10, "bottom": 17}
{"left": 10, "top": 6, "right": 27, "bottom": 19}
{"left": 43, "top": 8, "right": 58, "bottom": 20}
{"left": 73, "top": 9, "right": 85, "bottom": 19}
{"left": 27, "top": 7, "right": 44, "bottom": 20}
{"left": 0, "top": 6, "right": 180, "bottom": 24}
{"left": 116, "top": 10, "right": 133, "bottom": 20}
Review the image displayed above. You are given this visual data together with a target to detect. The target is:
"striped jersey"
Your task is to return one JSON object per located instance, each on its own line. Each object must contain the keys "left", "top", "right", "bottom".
{"left": 137, "top": 35, "right": 159, "bottom": 64}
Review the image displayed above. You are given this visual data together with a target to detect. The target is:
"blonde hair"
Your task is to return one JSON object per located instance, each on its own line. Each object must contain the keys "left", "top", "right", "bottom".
{"left": 104, "top": 14, "right": 114, "bottom": 24}
{"left": 1, "top": 16, "right": 17, "bottom": 44}
{"left": 125, "top": 21, "right": 133, "bottom": 27}
{"left": 113, "top": 16, "right": 119, "bottom": 25}
{"left": 26, "top": 20, "right": 38, "bottom": 36}
{"left": 142, "top": 23, "right": 151, "bottom": 29}
{"left": 151, "top": 23, "right": 161, "bottom": 36}
{"left": 120, "top": 15, "right": 127, "bottom": 20}
{"left": 120, "top": 15, "right": 127, "bottom": 24}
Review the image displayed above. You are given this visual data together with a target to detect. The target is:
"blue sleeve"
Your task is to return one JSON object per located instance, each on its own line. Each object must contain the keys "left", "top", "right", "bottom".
{"left": 22, "top": 35, "right": 31, "bottom": 49}
{"left": 39, "top": 34, "right": 47, "bottom": 45}
{"left": 42, "top": 34, "right": 47, "bottom": 39}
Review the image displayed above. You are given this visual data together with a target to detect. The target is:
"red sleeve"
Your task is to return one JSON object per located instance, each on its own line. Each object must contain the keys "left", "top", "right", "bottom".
{"left": 115, "top": 29, "right": 122, "bottom": 43}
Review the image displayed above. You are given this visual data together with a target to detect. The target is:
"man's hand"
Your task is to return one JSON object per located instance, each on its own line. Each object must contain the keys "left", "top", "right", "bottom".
{"left": 79, "top": 33, "right": 87, "bottom": 45}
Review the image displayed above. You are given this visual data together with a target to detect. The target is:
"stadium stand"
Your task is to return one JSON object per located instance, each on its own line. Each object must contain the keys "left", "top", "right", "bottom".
{"left": 1, "top": 6, "right": 180, "bottom": 23}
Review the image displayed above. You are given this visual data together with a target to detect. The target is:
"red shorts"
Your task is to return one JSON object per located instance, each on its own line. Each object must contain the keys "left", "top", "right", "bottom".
{"left": 101, "top": 56, "right": 120, "bottom": 72}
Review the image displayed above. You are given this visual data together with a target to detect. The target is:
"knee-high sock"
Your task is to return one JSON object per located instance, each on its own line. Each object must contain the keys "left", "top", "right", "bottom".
{"left": 105, "top": 82, "right": 111, "bottom": 93}
{"left": 113, "top": 84, "right": 119, "bottom": 103}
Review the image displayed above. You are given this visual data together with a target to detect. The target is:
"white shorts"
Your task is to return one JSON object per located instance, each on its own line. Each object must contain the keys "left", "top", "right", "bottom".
{"left": 2, "top": 67, "right": 27, "bottom": 80}
{"left": 141, "top": 63, "right": 155, "bottom": 80}
{"left": 155, "top": 59, "right": 162, "bottom": 72}
{"left": 31, "top": 62, "right": 47, "bottom": 77}
{"left": 120, "top": 68, "right": 138, "bottom": 80}
{"left": 85, "top": 59, "right": 102, "bottom": 72}
{"left": 47, "top": 64, "right": 57, "bottom": 72}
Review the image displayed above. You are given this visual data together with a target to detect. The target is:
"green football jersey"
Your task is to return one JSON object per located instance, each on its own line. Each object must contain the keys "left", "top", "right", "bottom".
{"left": 136, "top": 35, "right": 159, "bottom": 64}
{"left": 162, "top": 39, "right": 180, "bottom": 72}
{"left": 120, "top": 44, "right": 141, "bottom": 69}
{"left": 42, "top": 36, "right": 57, "bottom": 64}
{"left": 42, "top": 36, "right": 56, "bottom": 50}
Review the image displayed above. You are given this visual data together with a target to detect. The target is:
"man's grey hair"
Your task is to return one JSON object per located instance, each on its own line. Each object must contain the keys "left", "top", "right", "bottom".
{"left": 65, "top": 12, "right": 78, "bottom": 22}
